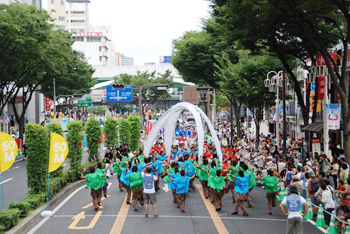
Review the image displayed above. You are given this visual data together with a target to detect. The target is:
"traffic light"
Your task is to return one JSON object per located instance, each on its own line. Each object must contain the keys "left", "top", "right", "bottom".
{"left": 113, "top": 83, "right": 125, "bottom": 89}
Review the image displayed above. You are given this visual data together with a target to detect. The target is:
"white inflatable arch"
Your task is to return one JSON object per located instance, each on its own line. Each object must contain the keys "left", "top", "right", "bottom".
{"left": 143, "top": 102, "right": 222, "bottom": 162}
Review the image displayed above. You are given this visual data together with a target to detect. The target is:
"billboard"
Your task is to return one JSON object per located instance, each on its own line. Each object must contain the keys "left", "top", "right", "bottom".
{"left": 160, "top": 56, "right": 171, "bottom": 63}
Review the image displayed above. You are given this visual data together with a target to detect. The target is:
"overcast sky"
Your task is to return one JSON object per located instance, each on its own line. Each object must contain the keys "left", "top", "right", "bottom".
{"left": 89, "top": 0, "right": 211, "bottom": 65}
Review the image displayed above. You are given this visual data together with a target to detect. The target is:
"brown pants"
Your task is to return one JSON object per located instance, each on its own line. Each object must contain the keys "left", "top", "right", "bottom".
{"left": 227, "top": 181, "right": 236, "bottom": 199}
{"left": 189, "top": 177, "right": 195, "bottom": 190}
{"left": 125, "top": 185, "right": 131, "bottom": 203}
{"left": 266, "top": 192, "right": 276, "bottom": 213}
{"left": 200, "top": 180, "right": 209, "bottom": 198}
{"left": 246, "top": 189, "right": 253, "bottom": 206}
{"left": 172, "top": 189, "right": 177, "bottom": 202}
{"left": 212, "top": 189, "right": 224, "bottom": 210}
{"left": 131, "top": 188, "right": 144, "bottom": 209}
{"left": 117, "top": 174, "right": 123, "bottom": 190}
{"left": 90, "top": 189, "right": 101, "bottom": 209}
{"left": 234, "top": 193, "right": 248, "bottom": 215}
{"left": 176, "top": 193, "right": 187, "bottom": 211}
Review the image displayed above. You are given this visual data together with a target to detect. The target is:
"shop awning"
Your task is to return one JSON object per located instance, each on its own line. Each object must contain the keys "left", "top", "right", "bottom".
{"left": 302, "top": 122, "right": 323, "bottom": 133}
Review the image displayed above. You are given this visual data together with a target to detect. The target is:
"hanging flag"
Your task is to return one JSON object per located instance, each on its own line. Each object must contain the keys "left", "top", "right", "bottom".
{"left": 326, "top": 104, "right": 341, "bottom": 130}
{"left": 146, "top": 120, "right": 153, "bottom": 135}
{"left": 0, "top": 133, "right": 18, "bottom": 172}
{"left": 273, "top": 105, "right": 283, "bottom": 122}
{"left": 48, "top": 133, "right": 69, "bottom": 173}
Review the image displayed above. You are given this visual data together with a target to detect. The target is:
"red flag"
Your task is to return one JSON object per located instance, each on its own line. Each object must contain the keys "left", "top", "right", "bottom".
{"left": 146, "top": 120, "right": 153, "bottom": 135}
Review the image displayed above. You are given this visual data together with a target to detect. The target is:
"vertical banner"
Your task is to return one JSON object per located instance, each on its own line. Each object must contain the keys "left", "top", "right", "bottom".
{"left": 146, "top": 120, "right": 153, "bottom": 135}
{"left": 0, "top": 133, "right": 18, "bottom": 173}
{"left": 326, "top": 104, "right": 341, "bottom": 130}
{"left": 49, "top": 133, "right": 69, "bottom": 173}
{"left": 318, "top": 76, "right": 325, "bottom": 99}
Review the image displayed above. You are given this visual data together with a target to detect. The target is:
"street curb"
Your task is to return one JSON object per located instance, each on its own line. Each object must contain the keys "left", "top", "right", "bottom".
{"left": 7, "top": 179, "right": 86, "bottom": 234}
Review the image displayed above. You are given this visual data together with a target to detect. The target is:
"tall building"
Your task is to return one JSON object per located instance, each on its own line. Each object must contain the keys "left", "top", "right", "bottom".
{"left": 66, "top": 2, "right": 90, "bottom": 33}
{"left": 72, "top": 25, "right": 118, "bottom": 67}
{"left": 0, "top": 0, "right": 41, "bottom": 7}
{"left": 115, "top": 53, "right": 134, "bottom": 66}
{"left": 42, "top": 0, "right": 67, "bottom": 30}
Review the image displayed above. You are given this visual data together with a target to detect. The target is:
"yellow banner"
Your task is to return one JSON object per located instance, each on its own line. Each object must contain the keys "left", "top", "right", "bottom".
{"left": 0, "top": 133, "right": 18, "bottom": 173}
{"left": 49, "top": 133, "right": 69, "bottom": 173}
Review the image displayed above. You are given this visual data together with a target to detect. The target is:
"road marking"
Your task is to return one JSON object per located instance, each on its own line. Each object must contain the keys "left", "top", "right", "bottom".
{"left": 82, "top": 195, "right": 110, "bottom": 209}
{"left": 0, "top": 178, "right": 13, "bottom": 185}
{"left": 7, "top": 166, "right": 20, "bottom": 171}
{"left": 109, "top": 193, "right": 130, "bottom": 234}
{"left": 306, "top": 219, "right": 327, "bottom": 233}
{"left": 27, "top": 185, "right": 85, "bottom": 234}
{"left": 53, "top": 214, "right": 288, "bottom": 221}
{"left": 68, "top": 210, "right": 103, "bottom": 230}
{"left": 196, "top": 184, "right": 229, "bottom": 234}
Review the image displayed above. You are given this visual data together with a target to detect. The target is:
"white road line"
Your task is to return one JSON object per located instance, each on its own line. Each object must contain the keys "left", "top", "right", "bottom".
{"left": 0, "top": 178, "right": 13, "bottom": 185}
{"left": 107, "top": 183, "right": 112, "bottom": 189}
{"left": 306, "top": 219, "right": 327, "bottom": 233}
{"left": 7, "top": 166, "right": 20, "bottom": 172}
{"left": 27, "top": 185, "right": 85, "bottom": 234}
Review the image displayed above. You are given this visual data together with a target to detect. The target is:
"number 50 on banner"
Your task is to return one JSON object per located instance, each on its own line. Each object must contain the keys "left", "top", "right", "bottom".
{"left": 0, "top": 133, "right": 18, "bottom": 173}
{"left": 48, "top": 133, "right": 69, "bottom": 173}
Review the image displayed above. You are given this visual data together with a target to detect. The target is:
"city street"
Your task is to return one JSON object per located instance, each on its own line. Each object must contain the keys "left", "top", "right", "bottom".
{"left": 25, "top": 176, "right": 324, "bottom": 234}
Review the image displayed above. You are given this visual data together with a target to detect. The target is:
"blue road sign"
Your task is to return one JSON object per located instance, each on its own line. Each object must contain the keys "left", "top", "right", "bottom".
{"left": 106, "top": 85, "right": 133, "bottom": 102}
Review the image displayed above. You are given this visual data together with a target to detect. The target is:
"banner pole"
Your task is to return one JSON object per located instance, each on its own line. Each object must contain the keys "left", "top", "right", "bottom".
{"left": 0, "top": 172, "right": 4, "bottom": 210}
{"left": 46, "top": 172, "right": 50, "bottom": 210}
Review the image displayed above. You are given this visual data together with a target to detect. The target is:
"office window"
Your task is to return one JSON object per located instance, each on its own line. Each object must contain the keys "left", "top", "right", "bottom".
{"left": 61, "top": 0, "right": 64, "bottom": 4}
{"left": 75, "top": 37, "right": 84, "bottom": 42}
{"left": 58, "top": 16, "right": 65, "bottom": 21}
{"left": 51, "top": 0, "right": 54, "bottom": 4}
{"left": 86, "top": 37, "right": 101, "bottom": 42}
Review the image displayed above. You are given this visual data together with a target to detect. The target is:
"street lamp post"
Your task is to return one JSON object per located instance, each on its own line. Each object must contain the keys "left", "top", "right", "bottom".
{"left": 138, "top": 83, "right": 168, "bottom": 118}
{"left": 265, "top": 71, "right": 291, "bottom": 154}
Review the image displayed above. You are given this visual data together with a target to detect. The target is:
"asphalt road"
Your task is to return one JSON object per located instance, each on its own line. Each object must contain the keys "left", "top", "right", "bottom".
{"left": 0, "top": 147, "right": 106, "bottom": 209}
{"left": 25, "top": 176, "right": 325, "bottom": 234}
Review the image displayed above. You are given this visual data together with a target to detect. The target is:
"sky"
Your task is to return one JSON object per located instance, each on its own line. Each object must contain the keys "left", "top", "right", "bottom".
{"left": 88, "top": 0, "right": 211, "bottom": 65}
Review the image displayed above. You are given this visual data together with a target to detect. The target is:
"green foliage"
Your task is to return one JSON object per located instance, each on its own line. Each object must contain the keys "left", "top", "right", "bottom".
{"left": 45, "top": 123, "right": 64, "bottom": 135}
{"left": 0, "top": 208, "right": 21, "bottom": 230}
{"left": 8, "top": 201, "right": 30, "bottom": 217}
{"left": 118, "top": 118, "right": 130, "bottom": 146}
{"left": 67, "top": 120, "right": 84, "bottom": 176}
{"left": 45, "top": 123, "right": 64, "bottom": 178}
{"left": 47, "top": 177, "right": 66, "bottom": 200}
{"left": 25, "top": 124, "right": 50, "bottom": 194}
{"left": 104, "top": 116, "right": 118, "bottom": 148}
{"left": 113, "top": 70, "right": 173, "bottom": 106}
{"left": 128, "top": 115, "right": 141, "bottom": 151}
{"left": 86, "top": 118, "right": 102, "bottom": 161}
{"left": 91, "top": 106, "right": 105, "bottom": 115}
{"left": 24, "top": 193, "right": 45, "bottom": 209}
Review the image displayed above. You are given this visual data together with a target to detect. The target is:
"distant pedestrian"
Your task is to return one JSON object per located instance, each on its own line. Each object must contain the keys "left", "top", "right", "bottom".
{"left": 279, "top": 185, "right": 309, "bottom": 234}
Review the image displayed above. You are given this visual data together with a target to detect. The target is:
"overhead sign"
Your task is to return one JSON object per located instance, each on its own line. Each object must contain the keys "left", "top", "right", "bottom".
{"left": 0, "top": 133, "right": 18, "bottom": 172}
{"left": 49, "top": 133, "right": 69, "bottom": 173}
{"left": 106, "top": 85, "right": 133, "bottom": 102}
{"left": 78, "top": 97, "right": 92, "bottom": 107}
{"left": 160, "top": 56, "right": 172, "bottom": 63}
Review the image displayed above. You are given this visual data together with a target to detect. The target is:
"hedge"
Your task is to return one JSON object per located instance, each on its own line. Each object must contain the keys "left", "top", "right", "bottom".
{"left": 0, "top": 208, "right": 21, "bottom": 230}
{"left": 104, "top": 116, "right": 118, "bottom": 148}
{"left": 118, "top": 118, "right": 130, "bottom": 147}
{"left": 25, "top": 124, "right": 50, "bottom": 194}
{"left": 67, "top": 120, "right": 84, "bottom": 178}
{"left": 128, "top": 115, "right": 141, "bottom": 151}
{"left": 24, "top": 193, "right": 45, "bottom": 209}
{"left": 86, "top": 118, "right": 102, "bottom": 161}
{"left": 8, "top": 201, "right": 30, "bottom": 217}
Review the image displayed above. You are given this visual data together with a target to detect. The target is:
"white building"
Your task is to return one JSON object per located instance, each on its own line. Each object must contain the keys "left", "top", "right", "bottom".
{"left": 66, "top": 2, "right": 90, "bottom": 33}
{"left": 117, "top": 53, "right": 134, "bottom": 66}
{"left": 72, "top": 25, "right": 118, "bottom": 67}
{"left": 41, "top": 0, "right": 67, "bottom": 30}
